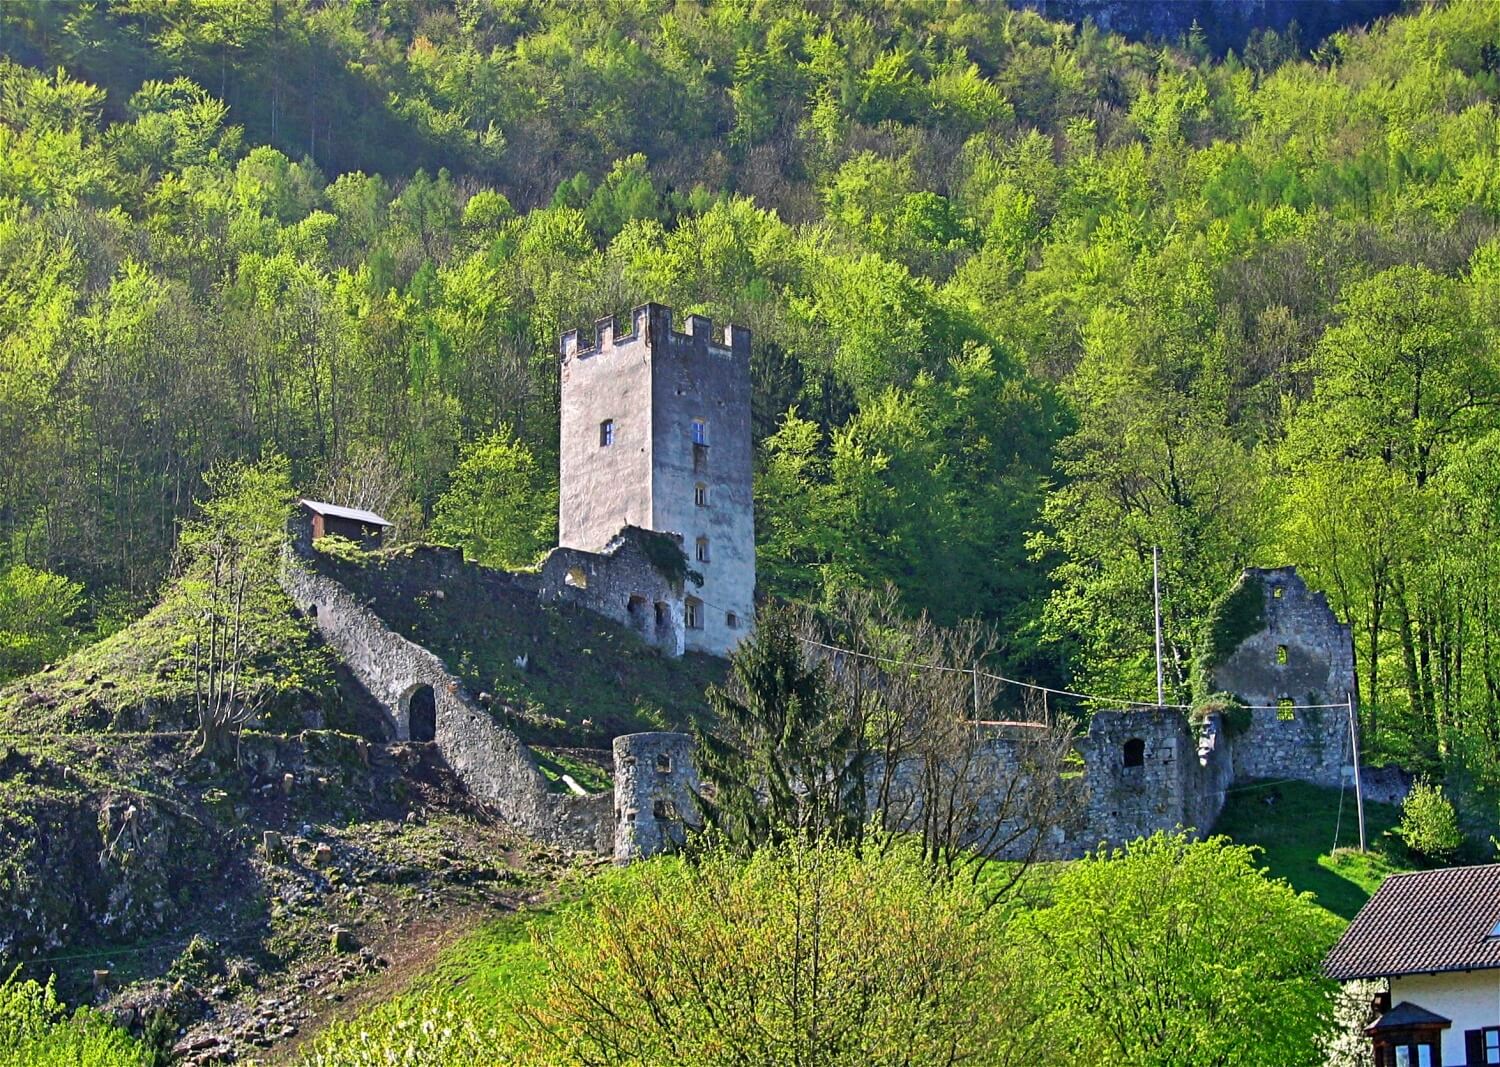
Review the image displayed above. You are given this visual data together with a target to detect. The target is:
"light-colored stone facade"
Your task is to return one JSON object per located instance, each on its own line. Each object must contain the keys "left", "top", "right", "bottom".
{"left": 612, "top": 732, "right": 702, "bottom": 863}
{"left": 559, "top": 304, "right": 754, "bottom": 657}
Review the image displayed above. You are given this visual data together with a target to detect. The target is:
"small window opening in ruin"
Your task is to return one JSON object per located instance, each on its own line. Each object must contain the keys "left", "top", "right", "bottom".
{"left": 625, "top": 810, "right": 636, "bottom": 823}
{"left": 1276, "top": 644, "right": 1289, "bottom": 665}
{"left": 1272, "top": 585, "right": 1284, "bottom": 599}
{"left": 692, "top": 419, "right": 708, "bottom": 446}
{"left": 726, "top": 612, "right": 739, "bottom": 629}
{"left": 308, "top": 603, "right": 318, "bottom": 619}
{"left": 1123, "top": 738, "right": 1145, "bottom": 768}
{"left": 696, "top": 536, "right": 710, "bottom": 563}
{"left": 654, "top": 601, "right": 669, "bottom": 627}
{"left": 656, "top": 753, "right": 672, "bottom": 774}
{"left": 565, "top": 567, "right": 588, "bottom": 589}
{"left": 628, "top": 594, "right": 647, "bottom": 619}
{"left": 653, "top": 799, "right": 678, "bottom": 821}
{"left": 600, "top": 419, "right": 615, "bottom": 447}
{"left": 406, "top": 684, "right": 437, "bottom": 743}
{"left": 695, "top": 482, "right": 708, "bottom": 507}
{"left": 1277, "top": 698, "right": 1296, "bottom": 721}
{"left": 685, "top": 597, "right": 703, "bottom": 629}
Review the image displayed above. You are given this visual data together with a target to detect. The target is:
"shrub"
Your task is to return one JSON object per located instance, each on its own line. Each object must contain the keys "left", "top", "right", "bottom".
{"left": 1397, "top": 778, "right": 1463, "bottom": 862}
{"left": 520, "top": 837, "right": 1023, "bottom": 1066}
{"left": 0, "top": 974, "right": 151, "bottom": 1066}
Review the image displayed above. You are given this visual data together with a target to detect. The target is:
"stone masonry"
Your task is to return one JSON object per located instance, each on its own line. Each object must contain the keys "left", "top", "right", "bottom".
{"left": 612, "top": 732, "right": 702, "bottom": 863}
{"left": 280, "top": 548, "right": 611, "bottom": 853}
{"left": 559, "top": 304, "right": 754, "bottom": 657}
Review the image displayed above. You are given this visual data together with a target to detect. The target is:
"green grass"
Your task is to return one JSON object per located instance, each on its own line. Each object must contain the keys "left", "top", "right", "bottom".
{"left": 316, "top": 545, "right": 726, "bottom": 746}
{"left": 1211, "top": 779, "right": 1411, "bottom": 921}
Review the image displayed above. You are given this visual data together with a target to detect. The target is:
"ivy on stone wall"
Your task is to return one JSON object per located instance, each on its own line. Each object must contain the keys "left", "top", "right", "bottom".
{"left": 1191, "top": 571, "right": 1266, "bottom": 704}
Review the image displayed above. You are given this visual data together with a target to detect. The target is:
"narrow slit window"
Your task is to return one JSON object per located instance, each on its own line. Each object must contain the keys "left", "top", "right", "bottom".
{"left": 655, "top": 753, "right": 672, "bottom": 774}
{"left": 696, "top": 537, "right": 710, "bottom": 563}
{"left": 599, "top": 419, "right": 615, "bottom": 447}
{"left": 1276, "top": 644, "right": 1288, "bottom": 665}
{"left": 691, "top": 419, "right": 708, "bottom": 445}
{"left": 695, "top": 482, "right": 708, "bottom": 507}
{"left": 726, "top": 612, "right": 739, "bottom": 629}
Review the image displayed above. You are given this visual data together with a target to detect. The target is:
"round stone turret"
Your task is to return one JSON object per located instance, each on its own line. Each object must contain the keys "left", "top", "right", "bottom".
{"left": 613, "top": 731, "right": 700, "bottom": 863}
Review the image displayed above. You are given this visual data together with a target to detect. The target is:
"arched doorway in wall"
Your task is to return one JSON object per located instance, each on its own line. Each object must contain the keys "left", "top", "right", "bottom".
{"left": 404, "top": 684, "right": 437, "bottom": 742}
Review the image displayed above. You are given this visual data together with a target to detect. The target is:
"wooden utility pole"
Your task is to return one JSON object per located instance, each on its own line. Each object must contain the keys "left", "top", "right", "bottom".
{"left": 1153, "top": 547, "right": 1165, "bottom": 706}
{"left": 1347, "top": 692, "right": 1367, "bottom": 852}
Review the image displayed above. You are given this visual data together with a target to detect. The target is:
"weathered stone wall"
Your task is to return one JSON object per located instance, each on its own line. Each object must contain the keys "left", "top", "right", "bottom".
{"left": 537, "top": 527, "right": 686, "bottom": 656}
{"left": 612, "top": 732, "right": 701, "bottom": 862}
{"left": 559, "top": 303, "right": 754, "bottom": 658}
{"left": 280, "top": 551, "right": 611, "bottom": 853}
{"left": 1212, "top": 567, "right": 1355, "bottom": 788}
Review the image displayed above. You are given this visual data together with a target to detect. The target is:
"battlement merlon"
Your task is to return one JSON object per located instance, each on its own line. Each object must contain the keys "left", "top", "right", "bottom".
{"left": 559, "top": 302, "right": 751, "bottom": 363}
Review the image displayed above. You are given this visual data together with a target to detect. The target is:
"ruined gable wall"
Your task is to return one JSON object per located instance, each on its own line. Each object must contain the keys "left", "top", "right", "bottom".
{"left": 1212, "top": 567, "right": 1354, "bottom": 788}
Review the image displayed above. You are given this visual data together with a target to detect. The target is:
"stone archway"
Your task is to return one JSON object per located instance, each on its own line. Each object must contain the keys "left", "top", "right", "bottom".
{"left": 403, "top": 684, "right": 437, "bottom": 742}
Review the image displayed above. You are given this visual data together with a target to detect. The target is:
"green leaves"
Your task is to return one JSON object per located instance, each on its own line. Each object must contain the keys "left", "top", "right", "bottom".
{"left": 430, "top": 428, "right": 555, "bottom": 570}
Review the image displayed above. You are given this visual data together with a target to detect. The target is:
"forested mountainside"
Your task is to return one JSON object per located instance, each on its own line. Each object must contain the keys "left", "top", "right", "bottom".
{"left": 3, "top": 0, "right": 1500, "bottom": 779}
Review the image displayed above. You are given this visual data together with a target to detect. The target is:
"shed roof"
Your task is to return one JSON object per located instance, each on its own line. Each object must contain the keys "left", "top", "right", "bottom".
{"left": 1324, "top": 863, "right": 1500, "bottom": 980}
{"left": 299, "top": 499, "right": 391, "bottom": 527}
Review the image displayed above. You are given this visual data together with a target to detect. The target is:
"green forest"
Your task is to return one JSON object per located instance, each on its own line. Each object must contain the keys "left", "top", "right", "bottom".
{"left": 3, "top": 0, "right": 1500, "bottom": 785}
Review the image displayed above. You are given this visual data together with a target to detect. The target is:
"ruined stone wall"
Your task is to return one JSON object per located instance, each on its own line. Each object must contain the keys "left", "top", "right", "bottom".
{"left": 280, "top": 551, "right": 611, "bottom": 853}
{"left": 537, "top": 527, "right": 686, "bottom": 656}
{"left": 612, "top": 732, "right": 701, "bottom": 862}
{"left": 1212, "top": 567, "right": 1355, "bottom": 788}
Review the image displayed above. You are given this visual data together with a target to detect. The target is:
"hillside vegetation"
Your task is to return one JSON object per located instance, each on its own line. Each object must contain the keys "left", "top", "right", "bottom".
{"left": 4, "top": 1, "right": 1500, "bottom": 792}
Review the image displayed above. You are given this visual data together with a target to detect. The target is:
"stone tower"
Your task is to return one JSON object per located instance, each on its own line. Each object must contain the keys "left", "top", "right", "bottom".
{"left": 559, "top": 303, "right": 754, "bottom": 657}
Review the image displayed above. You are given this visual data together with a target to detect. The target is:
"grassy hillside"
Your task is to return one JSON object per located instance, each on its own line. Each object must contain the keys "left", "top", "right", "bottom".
{"left": 1212, "top": 779, "right": 1408, "bottom": 921}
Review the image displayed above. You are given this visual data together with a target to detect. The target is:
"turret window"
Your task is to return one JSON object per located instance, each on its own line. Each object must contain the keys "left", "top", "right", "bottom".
{"left": 692, "top": 419, "right": 708, "bottom": 445}
{"left": 600, "top": 419, "right": 615, "bottom": 446}
{"left": 695, "top": 482, "right": 708, "bottom": 507}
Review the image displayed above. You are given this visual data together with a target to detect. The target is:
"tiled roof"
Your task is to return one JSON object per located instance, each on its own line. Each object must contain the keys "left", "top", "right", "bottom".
{"left": 299, "top": 499, "right": 391, "bottom": 527}
{"left": 1325, "top": 863, "right": 1500, "bottom": 980}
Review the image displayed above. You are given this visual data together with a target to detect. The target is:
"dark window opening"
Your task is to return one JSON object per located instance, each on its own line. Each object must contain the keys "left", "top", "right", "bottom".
{"left": 600, "top": 419, "right": 615, "bottom": 446}
{"left": 407, "top": 685, "right": 436, "bottom": 743}
{"left": 655, "top": 753, "right": 672, "bottom": 774}
{"left": 1123, "top": 738, "right": 1145, "bottom": 768}
{"left": 726, "top": 612, "right": 739, "bottom": 629}
{"left": 653, "top": 799, "right": 677, "bottom": 821}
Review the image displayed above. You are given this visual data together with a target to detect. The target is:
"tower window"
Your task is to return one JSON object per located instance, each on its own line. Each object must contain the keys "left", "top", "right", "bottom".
{"left": 1123, "top": 738, "right": 1145, "bottom": 768}
{"left": 726, "top": 612, "right": 739, "bottom": 629}
{"left": 685, "top": 597, "right": 703, "bottom": 629}
{"left": 691, "top": 419, "right": 708, "bottom": 445}
{"left": 1276, "top": 645, "right": 1288, "bottom": 665}
{"left": 600, "top": 419, "right": 615, "bottom": 446}
{"left": 695, "top": 482, "right": 708, "bottom": 507}
{"left": 696, "top": 537, "right": 710, "bottom": 563}
{"left": 1277, "top": 698, "right": 1295, "bottom": 721}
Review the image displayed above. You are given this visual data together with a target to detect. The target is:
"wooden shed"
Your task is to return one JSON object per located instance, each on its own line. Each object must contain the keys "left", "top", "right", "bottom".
{"left": 298, "top": 499, "right": 391, "bottom": 548}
